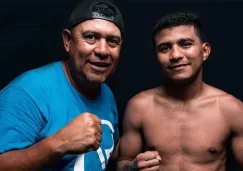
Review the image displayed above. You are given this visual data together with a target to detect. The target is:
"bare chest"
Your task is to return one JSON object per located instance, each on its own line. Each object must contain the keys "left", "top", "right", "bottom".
{"left": 142, "top": 102, "right": 230, "bottom": 163}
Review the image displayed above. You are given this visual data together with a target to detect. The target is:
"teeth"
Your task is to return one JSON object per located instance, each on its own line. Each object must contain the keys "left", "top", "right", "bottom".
{"left": 90, "top": 62, "right": 109, "bottom": 67}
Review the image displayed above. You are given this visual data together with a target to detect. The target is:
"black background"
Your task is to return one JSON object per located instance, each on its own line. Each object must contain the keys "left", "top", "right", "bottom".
{"left": 1, "top": 0, "right": 242, "bottom": 170}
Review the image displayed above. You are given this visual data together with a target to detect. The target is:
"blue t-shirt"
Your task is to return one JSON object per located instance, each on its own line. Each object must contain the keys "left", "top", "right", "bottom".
{"left": 0, "top": 61, "right": 119, "bottom": 171}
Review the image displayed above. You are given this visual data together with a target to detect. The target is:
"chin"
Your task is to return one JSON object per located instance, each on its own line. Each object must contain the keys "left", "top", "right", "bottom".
{"left": 167, "top": 75, "right": 193, "bottom": 85}
{"left": 85, "top": 74, "right": 107, "bottom": 84}
{"left": 171, "top": 79, "right": 191, "bottom": 85}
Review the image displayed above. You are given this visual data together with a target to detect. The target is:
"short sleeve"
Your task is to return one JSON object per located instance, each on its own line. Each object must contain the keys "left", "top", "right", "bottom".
{"left": 0, "top": 86, "right": 44, "bottom": 153}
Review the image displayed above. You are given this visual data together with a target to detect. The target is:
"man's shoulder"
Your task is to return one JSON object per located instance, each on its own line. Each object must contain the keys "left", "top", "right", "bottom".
{"left": 205, "top": 84, "right": 243, "bottom": 117}
{"left": 205, "top": 84, "right": 241, "bottom": 105}
{"left": 10, "top": 62, "right": 59, "bottom": 84}
{"left": 211, "top": 89, "right": 243, "bottom": 132}
{"left": 219, "top": 93, "right": 242, "bottom": 113}
{"left": 3, "top": 61, "right": 62, "bottom": 95}
{"left": 128, "top": 86, "right": 163, "bottom": 107}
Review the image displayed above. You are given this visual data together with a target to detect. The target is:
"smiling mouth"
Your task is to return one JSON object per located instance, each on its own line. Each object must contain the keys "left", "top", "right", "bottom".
{"left": 168, "top": 64, "right": 189, "bottom": 69}
{"left": 89, "top": 61, "right": 111, "bottom": 67}
{"left": 88, "top": 61, "right": 111, "bottom": 72}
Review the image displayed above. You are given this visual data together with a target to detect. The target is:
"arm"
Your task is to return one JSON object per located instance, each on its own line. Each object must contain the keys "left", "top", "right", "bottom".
{"left": 0, "top": 87, "right": 64, "bottom": 171}
{"left": 0, "top": 87, "right": 102, "bottom": 170}
{"left": 230, "top": 102, "right": 243, "bottom": 168}
{"left": 223, "top": 96, "right": 243, "bottom": 168}
{"left": 117, "top": 95, "right": 160, "bottom": 171}
{"left": 117, "top": 97, "right": 144, "bottom": 171}
{"left": 0, "top": 135, "right": 65, "bottom": 171}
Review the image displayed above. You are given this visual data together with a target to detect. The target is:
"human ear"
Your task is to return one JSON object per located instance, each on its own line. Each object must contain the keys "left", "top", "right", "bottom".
{"left": 202, "top": 42, "right": 211, "bottom": 61}
{"left": 62, "top": 29, "right": 72, "bottom": 52}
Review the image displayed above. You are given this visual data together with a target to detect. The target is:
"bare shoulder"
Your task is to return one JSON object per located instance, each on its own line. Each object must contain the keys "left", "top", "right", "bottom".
{"left": 205, "top": 84, "right": 243, "bottom": 121}
{"left": 209, "top": 85, "right": 242, "bottom": 110}
{"left": 127, "top": 86, "right": 164, "bottom": 109}
{"left": 219, "top": 92, "right": 243, "bottom": 118}
{"left": 124, "top": 87, "right": 164, "bottom": 121}
{"left": 204, "top": 84, "right": 229, "bottom": 98}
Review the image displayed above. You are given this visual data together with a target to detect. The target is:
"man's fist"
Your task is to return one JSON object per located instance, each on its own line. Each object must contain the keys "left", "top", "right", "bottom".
{"left": 132, "top": 151, "right": 161, "bottom": 171}
{"left": 53, "top": 112, "right": 102, "bottom": 154}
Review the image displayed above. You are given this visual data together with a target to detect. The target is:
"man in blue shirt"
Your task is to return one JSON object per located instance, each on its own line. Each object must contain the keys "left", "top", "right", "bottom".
{"left": 0, "top": 0, "right": 124, "bottom": 170}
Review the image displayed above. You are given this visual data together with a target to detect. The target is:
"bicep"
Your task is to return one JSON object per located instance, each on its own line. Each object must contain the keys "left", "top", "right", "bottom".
{"left": 0, "top": 87, "right": 44, "bottom": 153}
{"left": 232, "top": 134, "right": 243, "bottom": 167}
{"left": 228, "top": 99, "right": 243, "bottom": 168}
{"left": 119, "top": 127, "right": 143, "bottom": 161}
{"left": 118, "top": 100, "right": 144, "bottom": 161}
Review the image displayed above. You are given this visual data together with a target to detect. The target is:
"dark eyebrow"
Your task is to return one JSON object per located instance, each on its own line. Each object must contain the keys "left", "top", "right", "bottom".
{"left": 157, "top": 38, "right": 195, "bottom": 49}
{"left": 82, "top": 30, "right": 121, "bottom": 41}
{"left": 107, "top": 35, "right": 121, "bottom": 41}
{"left": 82, "top": 30, "right": 100, "bottom": 35}
{"left": 178, "top": 38, "right": 195, "bottom": 43}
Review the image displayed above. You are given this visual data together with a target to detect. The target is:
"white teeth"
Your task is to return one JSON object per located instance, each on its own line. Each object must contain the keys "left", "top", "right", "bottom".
{"left": 91, "top": 62, "right": 109, "bottom": 66}
{"left": 90, "top": 62, "right": 109, "bottom": 67}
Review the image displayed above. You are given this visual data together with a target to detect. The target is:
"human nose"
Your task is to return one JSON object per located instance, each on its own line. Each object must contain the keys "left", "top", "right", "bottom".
{"left": 94, "top": 39, "right": 110, "bottom": 59}
{"left": 170, "top": 46, "right": 183, "bottom": 61}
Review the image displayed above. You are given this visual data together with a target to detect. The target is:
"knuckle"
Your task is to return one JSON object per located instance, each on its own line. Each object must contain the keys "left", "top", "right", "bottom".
{"left": 98, "top": 135, "right": 102, "bottom": 142}
{"left": 84, "top": 112, "right": 94, "bottom": 119}
{"left": 89, "top": 137, "right": 97, "bottom": 146}
{"left": 145, "top": 151, "right": 152, "bottom": 155}
{"left": 136, "top": 162, "right": 143, "bottom": 168}
{"left": 87, "top": 119, "right": 96, "bottom": 127}
{"left": 82, "top": 112, "right": 90, "bottom": 117}
{"left": 89, "top": 129, "right": 97, "bottom": 136}
{"left": 92, "top": 141, "right": 100, "bottom": 150}
{"left": 136, "top": 154, "right": 142, "bottom": 161}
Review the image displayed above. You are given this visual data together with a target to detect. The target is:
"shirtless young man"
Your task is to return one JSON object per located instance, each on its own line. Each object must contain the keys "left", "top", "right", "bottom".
{"left": 117, "top": 12, "right": 243, "bottom": 171}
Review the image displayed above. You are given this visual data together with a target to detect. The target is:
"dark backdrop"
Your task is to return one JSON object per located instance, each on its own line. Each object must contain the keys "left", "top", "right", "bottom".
{"left": 1, "top": 0, "right": 242, "bottom": 170}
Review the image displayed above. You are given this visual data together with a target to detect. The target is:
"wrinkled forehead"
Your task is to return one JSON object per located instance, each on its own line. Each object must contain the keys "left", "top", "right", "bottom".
{"left": 73, "top": 19, "right": 121, "bottom": 37}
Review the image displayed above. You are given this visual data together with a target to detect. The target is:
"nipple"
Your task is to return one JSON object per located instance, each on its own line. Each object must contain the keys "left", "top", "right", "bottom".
{"left": 208, "top": 147, "right": 218, "bottom": 154}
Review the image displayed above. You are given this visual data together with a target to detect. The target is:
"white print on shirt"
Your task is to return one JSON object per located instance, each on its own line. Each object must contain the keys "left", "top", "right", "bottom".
{"left": 74, "top": 120, "right": 114, "bottom": 171}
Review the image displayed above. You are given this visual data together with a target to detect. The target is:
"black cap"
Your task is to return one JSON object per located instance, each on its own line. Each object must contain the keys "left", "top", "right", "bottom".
{"left": 68, "top": 0, "right": 124, "bottom": 38}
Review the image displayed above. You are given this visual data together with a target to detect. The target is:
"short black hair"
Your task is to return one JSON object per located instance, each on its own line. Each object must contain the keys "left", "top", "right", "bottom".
{"left": 152, "top": 12, "right": 205, "bottom": 45}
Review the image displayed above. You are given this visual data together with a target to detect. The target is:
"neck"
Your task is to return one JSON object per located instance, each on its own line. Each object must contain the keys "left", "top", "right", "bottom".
{"left": 164, "top": 70, "right": 204, "bottom": 102}
{"left": 62, "top": 61, "right": 100, "bottom": 100}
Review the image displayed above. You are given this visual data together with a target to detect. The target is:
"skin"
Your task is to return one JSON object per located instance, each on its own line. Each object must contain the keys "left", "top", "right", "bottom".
{"left": 62, "top": 19, "right": 122, "bottom": 99}
{"left": 117, "top": 25, "right": 243, "bottom": 171}
{"left": 0, "top": 19, "right": 122, "bottom": 170}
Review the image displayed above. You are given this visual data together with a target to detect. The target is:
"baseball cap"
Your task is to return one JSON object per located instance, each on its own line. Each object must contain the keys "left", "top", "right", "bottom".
{"left": 67, "top": 0, "right": 124, "bottom": 38}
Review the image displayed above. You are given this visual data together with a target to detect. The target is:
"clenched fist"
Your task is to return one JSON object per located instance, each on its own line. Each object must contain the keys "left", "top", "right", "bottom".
{"left": 132, "top": 151, "right": 161, "bottom": 171}
{"left": 52, "top": 112, "right": 102, "bottom": 154}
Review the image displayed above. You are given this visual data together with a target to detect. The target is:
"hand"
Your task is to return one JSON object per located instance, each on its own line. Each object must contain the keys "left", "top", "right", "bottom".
{"left": 132, "top": 151, "right": 161, "bottom": 171}
{"left": 53, "top": 112, "right": 102, "bottom": 154}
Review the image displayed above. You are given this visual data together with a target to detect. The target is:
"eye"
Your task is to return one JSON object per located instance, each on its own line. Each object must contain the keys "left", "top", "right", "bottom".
{"left": 107, "top": 38, "right": 121, "bottom": 48}
{"left": 83, "top": 34, "right": 97, "bottom": 44}
{"left": 181, "top": 41, "right": 193, "bottom": 48}
{"left": 158, "top": 45, "right": 170, "bottom": 53}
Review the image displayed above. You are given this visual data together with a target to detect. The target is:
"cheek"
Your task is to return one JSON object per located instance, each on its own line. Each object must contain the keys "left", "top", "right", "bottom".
{"left": 157, "top": 54, "right": 168, "bottom": 66}
{"left": 186, "top": 48, "right": 201, "bottom": 59}
{"left": 71, "top": 46, "right": 93, "bottom": 65}
{"left": 110, "top": 58, "right": 119, "bottom": 72}
{"left": 110, "top": 49, "right": 120, "bottom": 62}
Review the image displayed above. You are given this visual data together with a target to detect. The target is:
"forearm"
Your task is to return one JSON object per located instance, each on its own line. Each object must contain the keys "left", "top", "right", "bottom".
{"left": 0, "top": 135, "right": 66, "bottom": 171}
{"left": 117, "top": 160, "right": 136, "bottom": 171}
